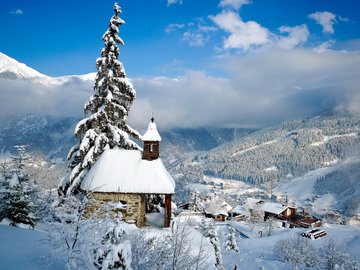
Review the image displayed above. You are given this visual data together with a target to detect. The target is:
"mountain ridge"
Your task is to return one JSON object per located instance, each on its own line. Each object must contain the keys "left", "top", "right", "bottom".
{"left": 0, "top": 52, "right": 48, "bottom": 80}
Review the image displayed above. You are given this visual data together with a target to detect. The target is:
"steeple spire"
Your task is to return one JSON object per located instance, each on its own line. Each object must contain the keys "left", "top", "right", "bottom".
{"left": 142, "top": 118, "right": 161, "bottom": 160}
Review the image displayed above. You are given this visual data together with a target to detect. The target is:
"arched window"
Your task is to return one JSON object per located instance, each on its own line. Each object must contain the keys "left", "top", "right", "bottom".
{"left": 150, "top": 144, "right": 154, "bottom": 153}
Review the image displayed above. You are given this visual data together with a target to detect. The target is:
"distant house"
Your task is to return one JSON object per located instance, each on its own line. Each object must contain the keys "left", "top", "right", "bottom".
{"left": 244, "top": 198, "right": 297, "bottom": 221}
{"left": 201, "top": 195, "right": 232, "bottom": 222}
{"left": 81, "top": 118, "right": 175, "bottom": 227}
{"left": 229, "top": 205, "right": 247, "bottom": 221}
{"left": 295, "top": 216, "right": 322, "bottom": 228}
{"left": 262, "top": 202, "right": 296, "bottom": 220}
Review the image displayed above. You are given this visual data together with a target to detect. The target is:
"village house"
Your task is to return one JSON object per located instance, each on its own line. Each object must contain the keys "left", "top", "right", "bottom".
{"left": 228, "top": 204, "right": 247, "bottom": 221}
{"left": 201, "top": 195, "right": 232, "bottom": 222}
{"left": 242, "top": 198, "right": 297, "bottom": 222}
{"left": 81, "top": 118, "right": 175, "bottom": 227}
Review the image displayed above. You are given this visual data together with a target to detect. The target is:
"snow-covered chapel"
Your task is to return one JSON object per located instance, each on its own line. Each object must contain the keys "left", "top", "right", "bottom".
{"left": 81, "top": 118, "right": 175, "bottom": 227}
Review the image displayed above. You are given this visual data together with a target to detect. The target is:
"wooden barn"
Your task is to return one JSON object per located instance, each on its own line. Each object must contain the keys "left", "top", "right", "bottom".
{"left": 81, "top": 118, "right": 175, "bottom": 227}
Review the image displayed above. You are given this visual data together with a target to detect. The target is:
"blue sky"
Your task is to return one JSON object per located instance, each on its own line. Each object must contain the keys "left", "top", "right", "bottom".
{"left": 1, "top": 0, "right": 360, "bottom": 129}
{"left": 1, "top": 0, "right": 359, "bottom": 77}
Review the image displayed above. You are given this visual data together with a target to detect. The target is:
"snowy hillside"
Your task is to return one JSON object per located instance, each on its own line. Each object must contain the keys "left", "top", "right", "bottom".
{"left": 273, "top": 156, "right": 360, "bottom": 222}
{"left": 0, "top": 115, "right": 77, "bottom": 159}
{"left": 183, "top": 113, "right": 360, "bottom": 185}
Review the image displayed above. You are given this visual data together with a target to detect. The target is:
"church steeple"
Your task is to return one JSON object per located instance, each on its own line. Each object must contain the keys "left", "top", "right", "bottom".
{"left": 142, "top": 117, "right": 161, "bottom": 161}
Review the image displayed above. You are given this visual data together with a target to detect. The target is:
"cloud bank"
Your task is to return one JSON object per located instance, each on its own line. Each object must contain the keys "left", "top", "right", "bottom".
{"left": 1, "top": 49, "right": 360, "bottom": 131}
{"left": 129, "top": 49, "right": 360, "bottom": 129}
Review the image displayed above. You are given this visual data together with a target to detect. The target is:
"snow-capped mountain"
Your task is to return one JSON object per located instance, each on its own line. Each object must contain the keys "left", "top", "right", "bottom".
{"left": 0, "top": 51, "right": 96, "bottom": 84}
{"left": 0, "top": 52, "right": 48, "bottom": 80}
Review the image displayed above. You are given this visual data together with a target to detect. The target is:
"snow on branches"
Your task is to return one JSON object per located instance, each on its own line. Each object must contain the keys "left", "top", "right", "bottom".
{"left": 59, "top": 3, "right": 141, "bottom": 196}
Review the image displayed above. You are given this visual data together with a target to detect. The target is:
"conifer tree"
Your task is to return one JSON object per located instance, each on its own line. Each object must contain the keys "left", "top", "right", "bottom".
{"left": 190, "top": 190, "right": 203, "bottom": 212}
{"left": 225, "top": 227, "right": 239, "bottom": 252}
{"left": 60, "top": 3, "right": 141, "bottom": 196}
{"left": 0, "top": 145, "right": 37, "bottom": 227}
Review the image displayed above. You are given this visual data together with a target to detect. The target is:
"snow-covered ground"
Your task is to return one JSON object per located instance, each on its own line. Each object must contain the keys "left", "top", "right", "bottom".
{"left": 1, "top": 218, "right": 359, "bottom": 269}
{"left": 0, "top": 225, "right": 64, "bottom": 269}
{"left": 219, "top": 222, "right": 360, "bottom": 269}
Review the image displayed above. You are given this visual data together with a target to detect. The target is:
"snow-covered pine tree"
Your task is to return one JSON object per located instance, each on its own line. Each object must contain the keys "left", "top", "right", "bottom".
{"left": 4, "top": 182, "right": 37, "bottom": 227}
{"left": 204, "top": 223, "right": 224, "bottom": 270}
{"left": 225, "top": 227, "right": 238, "bottom": 252}
{"left": 0, "top": 146, "right": 37, "bottom": 227}
{"left": 10, "top": 145, "right": 30, "bottom": 185}
{"left": 59, "top": 3, "right": 141, "bottom": 196}
{"left": 190, "top": 190, "right": 203, "bottom": 212}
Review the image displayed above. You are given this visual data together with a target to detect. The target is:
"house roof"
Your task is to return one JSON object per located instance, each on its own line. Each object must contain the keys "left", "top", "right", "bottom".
{"left": 230, "top": 204, "right": 246, "bottom": 214}
{"left": 81, "top": 149, "right": 175, "bottom": 194}
{"left": 142, "top": 119, "right": 161, "bottom": 141}
{"left": 261, "top": 202, "right": 287, "bottom": 215}
{"left": 245, "top": 198, "right": 264, "bottom": 209}
{"left": 245, "top": 198, "right": 289, "bottom": 215}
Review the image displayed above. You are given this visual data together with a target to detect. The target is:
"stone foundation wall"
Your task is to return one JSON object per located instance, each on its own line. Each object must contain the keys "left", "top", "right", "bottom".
{"left": 86, "top": 192, "right": 146, "bottom": 227}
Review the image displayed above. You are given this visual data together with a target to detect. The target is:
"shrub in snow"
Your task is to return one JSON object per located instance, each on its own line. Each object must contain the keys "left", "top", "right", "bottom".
{"left": 95, "top": 213, "right": 132, "bottom": 270}
{"left": 0, "top": 159, "right": 10, "bottom": 178}
{"left": 45, "top": 195, "right": 99, "bottom": 269}
{"left": 225, "top": 227, "right": 238, "bottom": 252}
{"left": 145, "top": 194, "right": 165, "bottom": 213}
{"left": 320, "top": 238, "right": 359, "bottom": 270}
{"left": 274, "top": 235, "right": 318, "bottom": 269}
{"left": 59, "top": 2, "right": 141, "bottom": 196}
{"left": 131, "top": 221, "right": 211, "bottom": 270}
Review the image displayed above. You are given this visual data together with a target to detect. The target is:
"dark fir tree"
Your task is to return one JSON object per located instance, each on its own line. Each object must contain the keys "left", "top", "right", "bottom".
{"left": 60, "top": 3, "right": 141, "bottom": 196}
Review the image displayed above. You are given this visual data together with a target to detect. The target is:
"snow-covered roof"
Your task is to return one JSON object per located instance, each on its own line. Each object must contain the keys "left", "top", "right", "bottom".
{"left": 230, "top": 205, "right": 246, "bottom": 214}
{"left": 245, "top": 198, "right": 264, "bottom": 209}
{"left": 142, "top": 119, "right": 161, "bottom": 141}
{"left": 261, "top": 202, "right": 287, "bottom": 215}
{"left": 201, "top": 196, "right": 231, "bottom": 216}
{"left": 245, "top": 198, "right": 289, "bottom": 215}
{"left": 81, "top": 149, "right": 174, "bottom": 194}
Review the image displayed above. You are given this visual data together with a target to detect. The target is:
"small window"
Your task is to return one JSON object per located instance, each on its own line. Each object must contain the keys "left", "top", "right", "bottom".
{"left": 150, "top": 144, "right": 154, "bottom": 153}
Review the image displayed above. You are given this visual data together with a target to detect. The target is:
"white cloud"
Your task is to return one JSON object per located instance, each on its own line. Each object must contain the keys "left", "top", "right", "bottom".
{"left": 209, "top": 10, "right": 271, "bottom": 51}
{"left": 338, "top": 16, "right": 349, "bottom": 22}
{"left": 167, "top": 0, "right": 182, "bottom": 6}
{"left": 219, "top": 0, "right": 251, "bottom": 10}
{"left": 165, "top": 23, "right": 185, "bottom": 33}
{"left": 182, "top": 31, "right": 207, "bottom": 47}
{"left": 178, "top": 18, "right": 218, "bottom": 47}
{"left": 309, "top": 11, "right": 337, "bottom": 34}
{"left": 277, "top": 24, "right": 309, "bottom": 49}
{"left": 2, "top": 50, "right": 360, "bottom": 130}
{"left": 313, "top": 40, "right": 334, "bottom": 53}
{"left": 0, "top": 77, "right": 90, "bottom": 122}
{"left": 127, "top": 49, "right": 360, "bottom": 129}
{"left": 10, "top": 9, "right": 23, "bottom": 15}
